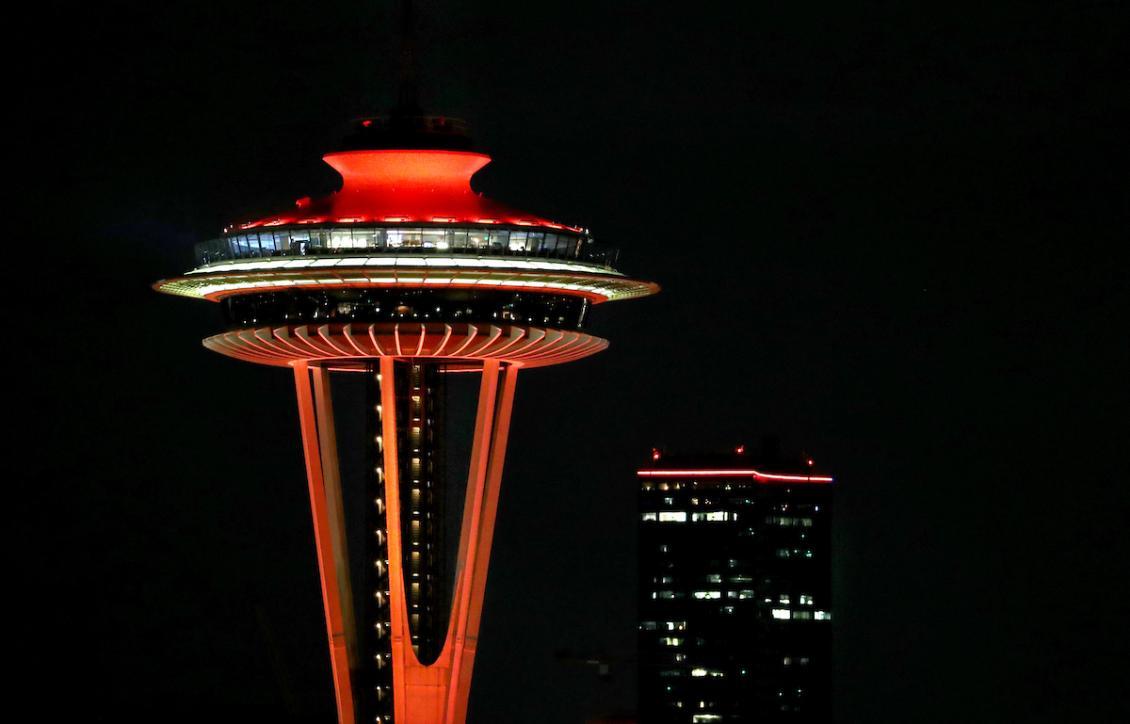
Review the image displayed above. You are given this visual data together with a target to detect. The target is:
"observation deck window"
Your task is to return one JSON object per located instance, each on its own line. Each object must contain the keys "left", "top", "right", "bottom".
{"left": 194, "top": 225, "right": 618, "bottom": 268}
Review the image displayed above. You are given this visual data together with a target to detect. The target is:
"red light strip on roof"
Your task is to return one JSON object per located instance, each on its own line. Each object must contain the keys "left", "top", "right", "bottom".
{"left": 636, "top": 469, "right": 833, "bottom": 484}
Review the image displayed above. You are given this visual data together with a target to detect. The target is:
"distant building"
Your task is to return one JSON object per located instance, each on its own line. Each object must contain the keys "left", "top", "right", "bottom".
{"left": 637, "top": 446, "right": 834, "bottom": 722}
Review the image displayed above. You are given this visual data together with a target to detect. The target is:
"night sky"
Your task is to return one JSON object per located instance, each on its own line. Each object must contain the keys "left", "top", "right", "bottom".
{"left": 20, "top": 1, "right": 1128, "bottom": 722}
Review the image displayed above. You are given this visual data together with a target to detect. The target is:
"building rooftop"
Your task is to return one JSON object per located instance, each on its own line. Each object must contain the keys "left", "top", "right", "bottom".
{"left": 639, "top": 446, "right": 833, "bottom": 484}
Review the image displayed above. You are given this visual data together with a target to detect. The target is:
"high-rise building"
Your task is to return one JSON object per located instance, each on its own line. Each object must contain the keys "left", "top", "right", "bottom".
{"left": 153, "top": 17, "right": 658, "bottom": 722}
{"left": 636, "top": 447, "right": 834, "bottom": 722}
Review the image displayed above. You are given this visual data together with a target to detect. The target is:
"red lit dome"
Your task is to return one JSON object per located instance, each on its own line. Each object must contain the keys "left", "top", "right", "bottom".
{"left": 236, "top": 149, "right": 579, "bottom": 231}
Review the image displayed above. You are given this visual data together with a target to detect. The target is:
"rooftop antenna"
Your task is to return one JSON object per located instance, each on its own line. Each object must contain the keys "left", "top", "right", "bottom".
{"left": 394, "top": 0, "right": 421, "bottom": 117}
{"left": 339, "top": 0, "right": 471, "bottom": 149}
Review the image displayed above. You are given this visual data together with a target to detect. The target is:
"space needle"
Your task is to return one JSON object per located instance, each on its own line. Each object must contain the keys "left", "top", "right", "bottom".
{"left": 155, "top": 4, "right": 657, "bottom": 721}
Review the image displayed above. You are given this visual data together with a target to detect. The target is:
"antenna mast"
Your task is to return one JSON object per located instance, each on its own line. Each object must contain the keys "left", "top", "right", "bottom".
{"left": 394, "top": 0, "right": 421, "bottom": 116}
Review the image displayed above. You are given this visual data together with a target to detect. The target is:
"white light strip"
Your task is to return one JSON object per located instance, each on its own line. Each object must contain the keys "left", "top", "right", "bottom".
{"left": 160, "top": 274, "right": 655, "bottom": 302}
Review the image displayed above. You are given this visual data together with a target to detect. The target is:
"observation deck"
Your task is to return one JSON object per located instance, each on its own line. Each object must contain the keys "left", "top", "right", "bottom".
{"left": 155, "top": 140, "right": 657, "bottom": 371}
{"left": 155, "top": 149, "right": 657, "bottom": 305}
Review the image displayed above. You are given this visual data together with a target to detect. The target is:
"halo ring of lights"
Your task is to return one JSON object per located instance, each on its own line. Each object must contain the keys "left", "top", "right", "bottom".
{"left": 156, "top": 261, "right": 657, "bottom": 303}
{"left": 203, "top": 322, "right": 609, "bottom": 369}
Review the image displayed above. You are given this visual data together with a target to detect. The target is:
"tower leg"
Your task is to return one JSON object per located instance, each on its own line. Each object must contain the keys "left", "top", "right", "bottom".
{"left": 382, "top": 360, "right": 519, "bottom": 724}
{"left": 294, "top": 361, "right": 357, "bottom": 724}
{"left": 312, "top": 366, "right": 360, "bottom": 674}
{"left": 447, "top": 363, "right": 518, "bottom": 724}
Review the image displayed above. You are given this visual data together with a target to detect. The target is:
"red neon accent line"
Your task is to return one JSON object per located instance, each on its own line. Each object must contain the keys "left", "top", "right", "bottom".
{"left": 367, "top": 324, "right": 388, "bottom": 356}
{"left": 636, "top": 469, "right": 834, "bottom": 483}
{"left": 489, "top": 327, "right": 528, "bottom": 357}
{"left": 340, "top": 323, "right": 370, "bottom": 357}
{"left": 434, "top": 324, "right": 454, "bottom": 356}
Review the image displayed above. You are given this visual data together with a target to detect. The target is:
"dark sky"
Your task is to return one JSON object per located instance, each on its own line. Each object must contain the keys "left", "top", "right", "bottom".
{"left": 19, "top": 1, "right": 1129, "bottom": 722}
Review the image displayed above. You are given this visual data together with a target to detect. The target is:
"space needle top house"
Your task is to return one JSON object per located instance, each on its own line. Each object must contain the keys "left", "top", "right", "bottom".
{"left": 154, "top": 8, "right": 657, "bottom": 723}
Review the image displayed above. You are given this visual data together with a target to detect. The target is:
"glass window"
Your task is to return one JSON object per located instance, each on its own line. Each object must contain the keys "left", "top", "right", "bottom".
{"left": 308, "top": 229, "right": 329, "bottom": 249}
{"left": 468, "top": 229, "right": 490, "bottom": 248}
{"left": 351, "top": 228, "right": 378, "bottom": 248}
{"left": 421, "top": 228, "right": 446, "bottom": 249}
{"left": 491, "top": 229, "right": 511, "bottom": 249}
{"left": 329, "top": 229, "right": 362, "bottom": 249}
{"left": 273, "top": 230, "right": 292, "bottom": 252}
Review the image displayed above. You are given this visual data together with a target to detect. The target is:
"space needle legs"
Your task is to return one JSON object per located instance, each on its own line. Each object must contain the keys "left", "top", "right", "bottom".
{"left": 294, "top": 361, "right": 359, "bottom": 724}
{"left": 294, "top": 357, "right": 519, "bottom": 724}
{"left": 382, "top": 358, "right": 519, "bottom": 723}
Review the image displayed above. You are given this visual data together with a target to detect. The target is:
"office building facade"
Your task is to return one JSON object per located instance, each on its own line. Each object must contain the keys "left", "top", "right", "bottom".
{"left": 637, "top": 450, "right": 833, "bottom": 722}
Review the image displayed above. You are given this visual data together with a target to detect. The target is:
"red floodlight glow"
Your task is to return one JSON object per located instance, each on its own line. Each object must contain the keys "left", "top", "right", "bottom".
{"left": 232, "top": 150, "right": 584, "bottom": 232}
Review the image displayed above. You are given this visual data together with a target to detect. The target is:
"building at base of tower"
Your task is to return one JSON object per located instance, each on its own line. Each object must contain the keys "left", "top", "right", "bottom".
{"left": 636, "top": 446, "right": 834, "bottom": 722}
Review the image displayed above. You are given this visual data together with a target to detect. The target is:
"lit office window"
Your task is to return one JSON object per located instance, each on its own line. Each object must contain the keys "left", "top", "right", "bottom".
{"left": 659, "top": 511, "right": 687, "bottom": 522}
{"left": 771, "top": 609, "right": 791, "bottom": 620}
